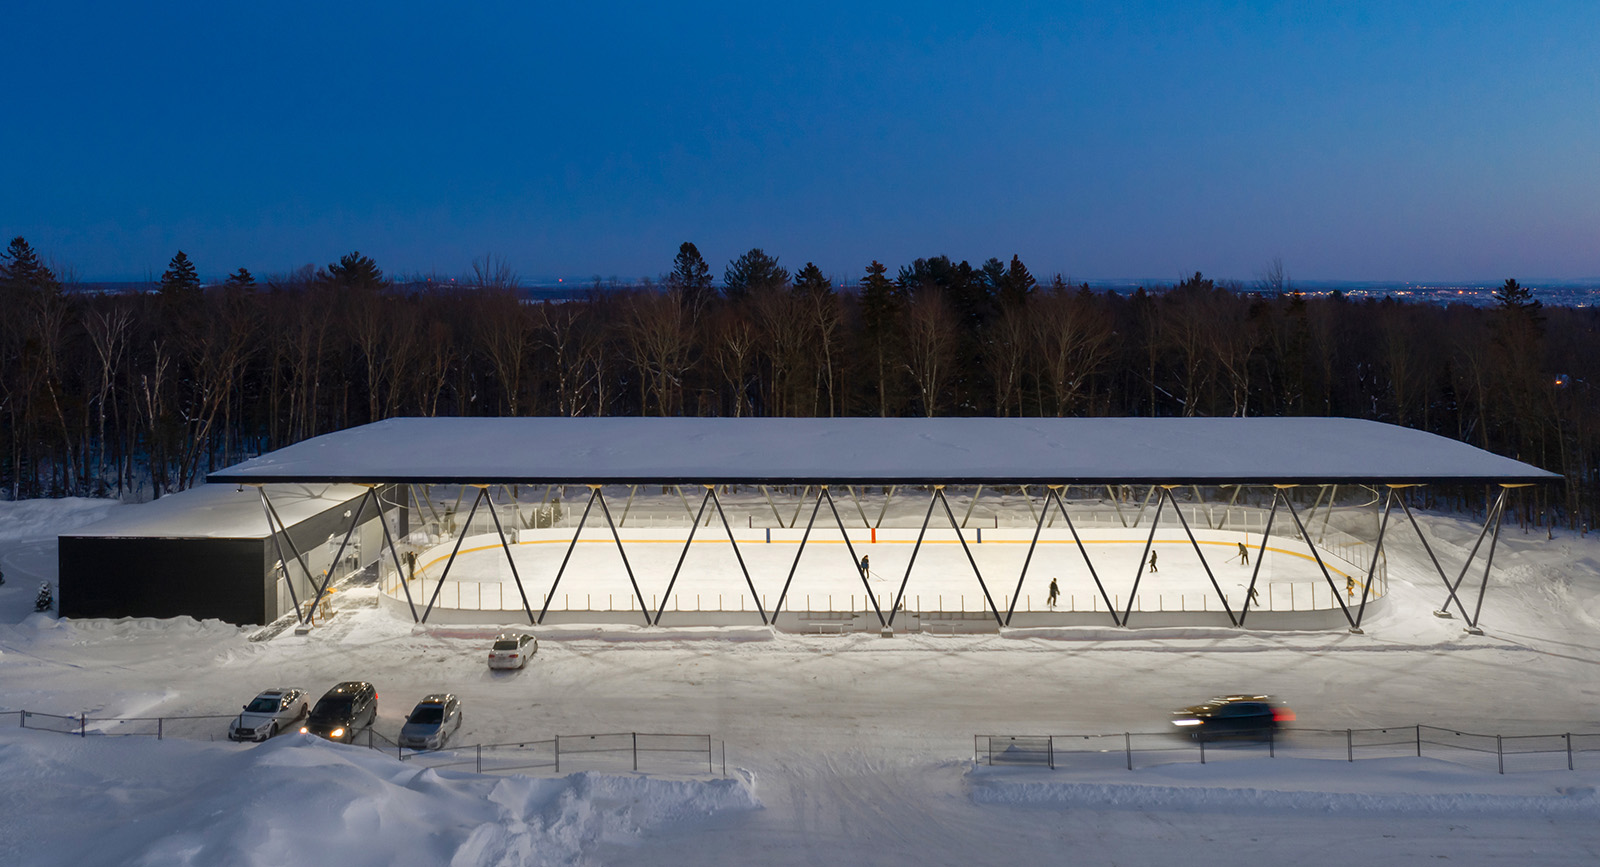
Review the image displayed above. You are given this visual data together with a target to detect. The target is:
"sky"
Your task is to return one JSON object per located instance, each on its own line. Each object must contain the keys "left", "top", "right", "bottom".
{"left": 3, "top": 1, "right": 1597, "bottom": 283}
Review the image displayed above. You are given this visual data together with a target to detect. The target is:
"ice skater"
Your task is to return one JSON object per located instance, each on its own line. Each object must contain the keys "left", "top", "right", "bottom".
{"left": 1237, "top": 542, "right": 1249, "bottom": 566}
{"left": 404, "top": 550, "right": 417, "bottom": 582}
{"left": 1147, "top": 550, "right": 1158, "bottom": 573}
{"left": 1346, "top": 576, "right": 1355, "bottom": 599}
{"left": 859, "top": 554, "right": 871, "bottom": 580}
{"left": 1047, "top": 577, "right": 1060, "bottom": 608}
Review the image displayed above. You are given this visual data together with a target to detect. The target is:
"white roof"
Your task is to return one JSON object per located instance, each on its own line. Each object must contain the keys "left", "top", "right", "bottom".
{"left": 63, "top": 483, "right": 371, "bottom": 539}
{"left": 205, "top": 417, "right": 1555, "bottom": 486}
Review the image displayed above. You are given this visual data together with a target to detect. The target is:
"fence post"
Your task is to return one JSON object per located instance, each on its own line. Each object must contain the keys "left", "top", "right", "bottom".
{"left": 633, "top": 733, "right": 638, "bottom": 772}
{"left": 1567, "top": 733, "right": 1573, "bottom": 771}
{"left": 1346, "top": 729, "right": 1353, "bottom": 762}
{"left": 1125, "top": 732, "right": 1132, "bottom": 771}
{"left": 1416, "top": 725, "right": 1422, "bottom": 757}
{"left": 555, "top": 736, "right": 560, "bottom": 773}
{"left": 80, "top": 715, "right": 86, "bottom": 738}
{"left": 158, "top": 718, "right": 164, "bottom": 741}
{"left": 1047, "top": 736, "right": 1054, "bottom": 770}
{"left": 1497, "top": 735, "right": 1503, "bottom": 774}
{"left": 1199, "top": 737, "right": 1205, "bottom": 764}
{"left": 1268, "top": 727, "right": 1274, "bottom": 758}
{"left": 477, "top": 744, "right": 482, "bottom": 774}
{"left": 721, "top": 739, "right": 726, "bottom": 777}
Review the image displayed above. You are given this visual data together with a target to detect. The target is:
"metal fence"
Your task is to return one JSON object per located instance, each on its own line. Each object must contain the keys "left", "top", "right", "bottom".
{"left": 7, "top": 709, "right": 726, "bottom": 777}
{"left": 975, "top": 726, "right": 1600, "bottom": 775}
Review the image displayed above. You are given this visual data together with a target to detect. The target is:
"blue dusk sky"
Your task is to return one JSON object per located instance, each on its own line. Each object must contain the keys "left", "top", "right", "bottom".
{"left": 3, "top": 1, "right": 1597, "bottom": 283}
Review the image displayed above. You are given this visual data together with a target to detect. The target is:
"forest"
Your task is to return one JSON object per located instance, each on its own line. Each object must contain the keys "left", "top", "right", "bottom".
{"left": 1, "top": 237, "right": 1594, "bottom": 528}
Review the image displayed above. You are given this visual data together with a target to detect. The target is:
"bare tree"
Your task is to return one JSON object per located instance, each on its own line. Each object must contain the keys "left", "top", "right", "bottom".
{"left": 901, "top": 287, "right": 957, "bottom": 417}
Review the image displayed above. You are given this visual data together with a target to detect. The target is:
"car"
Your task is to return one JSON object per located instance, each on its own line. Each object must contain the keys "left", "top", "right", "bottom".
{"left": 1170, "top": 695, "right": 1294, "bottom": 740}
{"left": 227, "top": 687, "right": 308, "bottom": 742}
{"left": 488, "top": 632, "right": 537, "bottom": 670}
{"left": 301, "top": 681, "right": 378, "bottom": 743}
{"left": 399, "top": 694, "right": 463, "bottom": 750}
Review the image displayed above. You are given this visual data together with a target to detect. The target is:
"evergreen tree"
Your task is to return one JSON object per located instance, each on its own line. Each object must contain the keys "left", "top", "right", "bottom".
{"left": 1494, "top": 278, "right": 1543, "bottom": 323}
{"left": 997, "top": 254, "right": 1037, "bottom": 308}
{"left": 669, "top": 241, "right": 715, "bottom": 318}
{"left": 159, "top": 251, "right": 202, "bottom": 302}
{"left": 324, "top": 251, "right": 387, "bottom": 291}
{"left": 723, "top": 248, "right": 788, "bottom": 302}
{"left": 979, "top": 257, "right": 1007, "bottom": 292}
{"left": 792, "top": 262, "right": 832, "bottom": 298}
{"left": 224, "top": 267, "right": 256, "bottom": 288}
{"left": 0, "top": 236, "right": 59, "bottom": 300}
{"left": 35, "top": 581, "right": 52, "bottom": 612}
{"left": 859, "top": 260, "right": 902, "bottom": 417}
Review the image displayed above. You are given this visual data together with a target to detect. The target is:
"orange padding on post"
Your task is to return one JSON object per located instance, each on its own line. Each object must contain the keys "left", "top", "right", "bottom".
{"left": 871, "top": 528, "right": 877, "bottom": 544}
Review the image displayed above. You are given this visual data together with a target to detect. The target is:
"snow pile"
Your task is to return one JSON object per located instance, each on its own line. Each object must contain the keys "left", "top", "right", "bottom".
{"left": 0, "top": 729, "right": 757, "bottom": 867}
{"left": 970, "top": 758, "right": 1600, "bottom": 816}
{"left": 0, "top": 497, "right": 120, "bottom": 542}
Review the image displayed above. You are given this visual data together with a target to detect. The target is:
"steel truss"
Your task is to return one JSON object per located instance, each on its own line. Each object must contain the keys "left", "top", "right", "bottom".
{"left": 654, "top": 486, "right": 767, "bottom": 626}
{"left": 884, "top": 486, "right": 1004, "bottom": 628}
{"left": 262, "top": 480, "right": 1519, "bottom": 636}
{"left": 771, "top": 487, "right": 887, "bottom": 627}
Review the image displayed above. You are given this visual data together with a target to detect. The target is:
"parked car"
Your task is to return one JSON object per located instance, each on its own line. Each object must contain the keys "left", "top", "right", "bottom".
{"left": 1170, "top": 695, "right": 1294, "bottom": 740}
{"left": 488, "top": 632, "right": 537, "bottom": 670}
{"left": 227, "top": 687, "right": 308, "bottom": 742}
{"left": 301, "top": 681, "right": 378, "bottom": 743}
{"left": 399, "top": 694, "right": 463, "bottom": 750}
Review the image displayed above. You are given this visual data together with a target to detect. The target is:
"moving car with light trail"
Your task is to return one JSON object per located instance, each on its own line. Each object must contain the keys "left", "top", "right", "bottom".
{"left": 488, "top": 632, "right": 537, "bottom": 670}
{"left": 399, "top": 694, "right": 463, "bottom": 750}
{"left": 227, "top": 687, "right": 308, "bottom": 742}
{"left": 301, "top": 681, "right": 378, "bottom": 743}
{"left": 1171, "top": 695, "right": 1293, "bottom": 739}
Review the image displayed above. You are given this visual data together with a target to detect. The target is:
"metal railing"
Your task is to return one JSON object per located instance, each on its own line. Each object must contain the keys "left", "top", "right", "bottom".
{"left": 975, "top": 725, "right": 1600, "bottom": 774}
{"left": 8, "top": 708, "right": 727, "bottom": 777}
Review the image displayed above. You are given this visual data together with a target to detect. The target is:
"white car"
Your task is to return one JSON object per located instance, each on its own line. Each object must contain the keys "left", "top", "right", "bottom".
{"left": 488, "top": 633, "right": 537, "bottom": 670}
{"left": 228, "top": 687, "right": 309, "bottom": 741}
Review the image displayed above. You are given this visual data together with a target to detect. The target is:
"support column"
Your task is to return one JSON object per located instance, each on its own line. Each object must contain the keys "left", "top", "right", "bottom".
{"left": 303, "top": 487, "right": 378, "bottom": 626}
{"left": 482, "top": 486, "right": 537, "bottom": 625}
{"left": 654, "top": 488, "right": 712, "bottom": 625}
{"left": 257, "top": 486, "right": 304, "bottom": 619}
{"left": 1280, "top": 488, "right": 1358, "bottom": 630}
{"left": 771, "top": 488, "right": 826, "bottom": 619}
{"left": 593, "top": 487, "right": 651, "bottom": 625}
{"left": 1005, "top": 486, "right": 1120, "bottom": 626}
{"left": 1236, "top": 492, "right": 1279, "bottom": 625}
{"left": 421, "top": 487, "right": 485, "bottom": 622}
{"left": 710, "top": 487, "right": 767, "bottom": 624}
{"left": 1394, "top": 487, "right": 1474, "bottom": 622}
{"left": 935, "top": 488, "right": 1003, "bottom": 626}
{"left": 537, "top": 487, "right": 600, "bottom": 624}
{"left": 1120, "top": 489, "right": 1167, "bottom": 626}
{"left": 1163, "top": 486, "right": 1237, "bottom": 626}
{"left": 821, "top": 487, "right": 887, "bottom": 628}
{"left": 888, "top": 490, "right": 941, "bottom": 627}
{"left": 1350, "top": 488, "right": 1397, "bottom": 630}
{"left": 371, "top": 484, "right": 420, "bottom": 623}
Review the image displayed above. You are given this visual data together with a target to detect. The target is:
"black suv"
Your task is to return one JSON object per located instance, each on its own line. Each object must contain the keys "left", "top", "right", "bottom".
{"left": 301, "top": 681, "right": 378, "bottom": 743}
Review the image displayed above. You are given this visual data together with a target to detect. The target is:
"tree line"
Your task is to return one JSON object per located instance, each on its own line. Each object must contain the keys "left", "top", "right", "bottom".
{"left": 1, "top": 237, "right": 1594, "bottom": 528}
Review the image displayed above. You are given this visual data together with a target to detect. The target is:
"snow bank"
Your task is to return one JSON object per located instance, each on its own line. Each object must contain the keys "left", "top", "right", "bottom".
{"left": 0, "top": 729, "right": 757, "bottom": 867}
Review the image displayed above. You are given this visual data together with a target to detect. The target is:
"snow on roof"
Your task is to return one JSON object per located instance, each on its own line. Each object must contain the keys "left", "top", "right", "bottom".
{"left": 205, "top": 417, "right": 1556, "bottom": 486}
{"left": 63, "top": 483, "right": 371, "bottom": 539}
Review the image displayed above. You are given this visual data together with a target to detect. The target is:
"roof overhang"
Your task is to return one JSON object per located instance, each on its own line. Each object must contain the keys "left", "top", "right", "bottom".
{"left": 206, "top": 417, "right": 1559, "bottom": 487}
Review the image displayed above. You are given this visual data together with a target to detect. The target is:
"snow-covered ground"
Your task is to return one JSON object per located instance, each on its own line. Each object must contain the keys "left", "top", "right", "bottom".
{"left": 3, "top": 495, "right": 1600, "bottom": 865}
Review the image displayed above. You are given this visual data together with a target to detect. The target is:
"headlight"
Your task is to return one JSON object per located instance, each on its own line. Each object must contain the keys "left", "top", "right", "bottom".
{"left": 299, "top": 726, "right": 309, "bottom": 734}
{"left": 330, "top": 727, "right": 345, "bottom": 739}
{"left": 1172, "top": 718, "right": 1202, "bottom": 726}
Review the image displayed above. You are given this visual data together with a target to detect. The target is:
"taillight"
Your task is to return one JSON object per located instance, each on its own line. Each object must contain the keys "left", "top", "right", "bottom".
{"left": 1273, "top": 708, "right": 1296, "bottom": 722}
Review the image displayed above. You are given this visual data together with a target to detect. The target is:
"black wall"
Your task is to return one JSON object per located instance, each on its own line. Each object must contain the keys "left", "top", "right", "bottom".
{"left": 60, "top": 537, "right": 269, "bottom": 624}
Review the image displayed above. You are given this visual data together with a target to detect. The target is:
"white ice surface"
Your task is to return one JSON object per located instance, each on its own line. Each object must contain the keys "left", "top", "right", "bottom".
{"left": 207, "top": 416, "right": 1557, "bottom": 484}
{"left": 4, "top": 495, "right": 1600, "bottom": 865}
